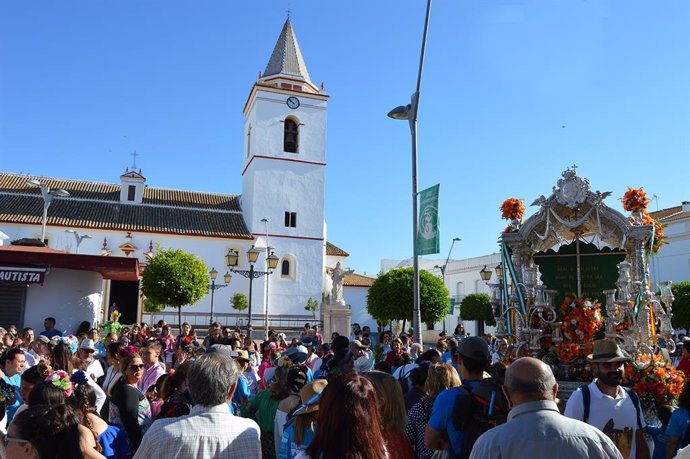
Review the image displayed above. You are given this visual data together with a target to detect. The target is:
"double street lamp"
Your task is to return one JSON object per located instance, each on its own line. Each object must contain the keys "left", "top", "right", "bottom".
{"left": 226, "top": 246, "right": 279, "bottom": 335}
{"left": 26, "top": 179, "right": 70, "bottom": 244}
{"left": 387, "top": 0, "right": 433, "bottom": 346}
{"left": 208, "top": 268, "right": 231, "bottom": 325}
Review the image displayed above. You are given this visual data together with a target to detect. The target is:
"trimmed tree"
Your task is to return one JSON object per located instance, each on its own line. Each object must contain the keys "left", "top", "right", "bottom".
{"left": 670, "top": 281, "right": 690, "bottom": 332}
{"left": 141, "top": 247, "right": 209, "bottom": 333}
{"left": 231, "top": 292, "right": 249, "bottom": 312}
{"left": 304, "top": 297, "right": 319, "bottom": 319}
{"left": 366, "top": 267, "right": 450, "bottom": 328}
{"left": 460, "top": 293, "right": 496, "bottom": 327}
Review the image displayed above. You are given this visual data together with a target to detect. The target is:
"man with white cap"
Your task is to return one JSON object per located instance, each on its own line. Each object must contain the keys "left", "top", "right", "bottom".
{"left": 565, "top": 339, "right": 648, "bottom": 459}
{"left": 24, "top": 335, "right": 50, "bottom": 368}
{"left": 78, "top": 338, "right": 104, "bottom": 381}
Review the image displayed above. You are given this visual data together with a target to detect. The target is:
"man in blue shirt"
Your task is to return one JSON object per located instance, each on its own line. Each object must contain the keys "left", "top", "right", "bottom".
{"left": 39, "top": 317, "right": 62, "bottom": 339}
{"left": 425, "top": 336, "right": 492, "bottom": 457}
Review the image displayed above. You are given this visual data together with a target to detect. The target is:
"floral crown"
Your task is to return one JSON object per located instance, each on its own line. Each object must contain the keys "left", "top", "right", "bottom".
{"left": 50, "top": 335, "right": 79, "bottom": 354}
{"left": 46, "top": 370, "right": 74, "bottom": 398}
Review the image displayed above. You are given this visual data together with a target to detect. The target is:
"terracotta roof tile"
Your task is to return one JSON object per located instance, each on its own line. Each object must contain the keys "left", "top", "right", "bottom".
{"left": 344, "top": 272, "right": 375, "bottom": 288}
{"left": 326, "top": 241, "right": 349, "bottom": 257}
{"left": 0, "top": 172, "right": 251, "bottom": 238}
{"left": 649, "top": 204, "right": 690, "bottom": 224}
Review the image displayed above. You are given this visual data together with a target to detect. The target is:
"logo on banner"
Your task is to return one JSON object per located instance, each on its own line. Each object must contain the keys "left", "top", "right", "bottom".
{"left": 417, "top": 184, "right": 440, "bottom": 255}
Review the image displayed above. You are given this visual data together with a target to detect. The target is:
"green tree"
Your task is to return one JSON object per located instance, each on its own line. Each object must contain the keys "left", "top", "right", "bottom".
{"left": 670, "top": 281, "right": 690, "bottom": 332}
{"left": 366, "top": 267, "right": 450, "bottom": 327}
{"left": 304, "top": 297, "right": 319, "bottom": 319}
{"left": 460, "top": 293, "right": 496, "bottom": 326}
{"left": 141, "top": 247, "right": 208, "bottom": 333}
{"left": 231, "top": 292, "right": 248, "bottom": 312}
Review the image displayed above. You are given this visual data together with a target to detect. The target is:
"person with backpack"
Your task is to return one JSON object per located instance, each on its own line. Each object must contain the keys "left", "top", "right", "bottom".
{"left": 424, "top": 336, "right": 505, "bottom": 458}
{"left": 564, "top": 339, "right": 650, "bottom": 459}
{"left": 470, "top": 357, "right": 623, "bottom": 458}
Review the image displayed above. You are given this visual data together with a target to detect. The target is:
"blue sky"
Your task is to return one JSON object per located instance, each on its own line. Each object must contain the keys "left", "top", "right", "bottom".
{"left": 1, "top": 1, "right": 689, "bottom": 276}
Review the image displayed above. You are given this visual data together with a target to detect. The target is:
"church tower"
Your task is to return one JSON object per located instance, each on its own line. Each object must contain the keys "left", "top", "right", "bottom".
{"left": 241, "top": 19, "right": 328, "bottom": 315}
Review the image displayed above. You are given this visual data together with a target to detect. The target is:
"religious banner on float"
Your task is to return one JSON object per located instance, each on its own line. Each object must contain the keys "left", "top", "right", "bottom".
{"left": 417, "top": 184, "right": 440, "bottom": 255}
{"left": 533, "top": 242, "right": 625, "bottom": 306}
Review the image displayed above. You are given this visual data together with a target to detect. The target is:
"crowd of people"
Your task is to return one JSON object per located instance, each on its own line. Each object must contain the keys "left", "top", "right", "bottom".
{"left": 0, "top": 317, "right": 686, "bottom": 458}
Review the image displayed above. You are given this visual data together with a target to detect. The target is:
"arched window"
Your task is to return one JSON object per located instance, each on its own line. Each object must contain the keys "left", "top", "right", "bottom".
{"left": 281, "top": 259, "right": 290, "bottom": 276}
{"left": 284, "top": 118, "right": 298, "bottom": 153}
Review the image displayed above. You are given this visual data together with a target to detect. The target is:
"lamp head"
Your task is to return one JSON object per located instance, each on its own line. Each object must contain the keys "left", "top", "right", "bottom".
{"left": 495, "top": 264, "right": 504, "bottom": 279}
{"left": 65, "top": 229, "right": 76, "bottom": 234}
{"left": 267, "top": 251, "right": 279, "bottom": 270}
{"left": 209, "top": 267, "right": 218, "bottom": 281}
{"left": 225, "top": 249, "right": 239, "bottom": 267}
{"left": 26, "top": 179, "right": 42, "bottom": 187}
{"left": 53, "top": 189, "right": 70, "bottom": 197}
{"left": 223, "top": 272, "right": 231, "bottom": 284}
{"left": 247, "top": 245, "right": 260, "bottom": 264}
{"left": 479, "top": 265, "right": 493, "bottom": 282}
{"left": 387, "top": 104, "right": 411, "bottom": 120}
{"left": 452, "top": 237, "right": 461, "bottom": 242}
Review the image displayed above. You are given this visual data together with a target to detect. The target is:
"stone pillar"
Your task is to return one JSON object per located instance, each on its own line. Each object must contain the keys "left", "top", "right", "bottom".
{"left": 320, "top": 299, "right": 351, "bottom": 338}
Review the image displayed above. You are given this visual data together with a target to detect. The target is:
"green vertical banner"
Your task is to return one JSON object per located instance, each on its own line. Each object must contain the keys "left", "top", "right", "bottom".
{"left": 416, "top": 184, "right": 440, "bottom": 255}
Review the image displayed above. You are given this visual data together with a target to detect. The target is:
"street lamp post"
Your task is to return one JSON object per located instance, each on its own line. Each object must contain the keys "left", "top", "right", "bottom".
{"left": 261, "top": 218, "right": 272, "bottom": 341}
{"left": 387, "top": 0, "right": 432, "bottom": 345}
{"left": 226, "top": 246, "right": 279, "bottom": 336}
{"left": 434, "top": 237, "right": 461, "bottom": 282}
{"left": 208, "top": 267, "right": 231, "bottom": 325}
{"left": 27, "top": 179, "right": 70, "bottom": 244}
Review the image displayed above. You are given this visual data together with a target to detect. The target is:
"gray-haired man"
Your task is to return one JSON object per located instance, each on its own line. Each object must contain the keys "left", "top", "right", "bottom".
{"left": 470, "top": 357, "right": 623, "bottom": 459}
{"left": 133, "top": 352, "right": 261, "bottom": 458}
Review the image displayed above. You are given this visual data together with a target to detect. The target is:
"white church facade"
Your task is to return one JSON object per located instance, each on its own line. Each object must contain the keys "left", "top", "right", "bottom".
{"left": 0, "top": 19, "right": 370, "bottom": 336}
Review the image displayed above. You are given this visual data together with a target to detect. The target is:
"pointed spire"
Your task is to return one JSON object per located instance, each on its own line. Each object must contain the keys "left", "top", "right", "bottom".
{"left": 263, "top": 19, "right": 311, "bottom": 84}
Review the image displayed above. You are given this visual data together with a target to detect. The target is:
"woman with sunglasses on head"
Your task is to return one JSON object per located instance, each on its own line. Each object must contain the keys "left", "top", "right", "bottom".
{"left": 108, "top": 349, "right": 152, "bottom": 453}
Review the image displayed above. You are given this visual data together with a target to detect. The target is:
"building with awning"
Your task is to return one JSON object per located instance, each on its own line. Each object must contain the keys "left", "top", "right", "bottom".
{"left": 0, "top": 240, "right": 139, "bottom": 334}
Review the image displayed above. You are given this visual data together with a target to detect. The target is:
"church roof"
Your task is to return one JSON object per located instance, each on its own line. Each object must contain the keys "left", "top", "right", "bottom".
{"left": 263, "top": 19, "right": 312, "bottom": 84}
{"left": 326, "top": 241, "right": 349, "bottom": 257}
{"left": 0, "top": 173, "right": 252, "bottom": 239}
{"left": 344, "top": 272, "right": 376, "bottom": 288}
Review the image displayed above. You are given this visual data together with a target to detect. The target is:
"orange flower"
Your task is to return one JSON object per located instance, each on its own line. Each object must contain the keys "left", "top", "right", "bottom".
{"left": 500, "top": 198, "right": 525, "bottom": 221}
{"left": 622, "top": 187, "right": 650, "bottom": 212}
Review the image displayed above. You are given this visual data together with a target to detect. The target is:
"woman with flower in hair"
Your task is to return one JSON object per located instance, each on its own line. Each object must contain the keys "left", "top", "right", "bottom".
{"left": 69, "top": 373, "right": 131, "bottom": 459}
{"left": 108, "top": 349, "right": 152, "bottom": 453}
{"left": 51, "top": 338, "right": 106, "bottom": 413}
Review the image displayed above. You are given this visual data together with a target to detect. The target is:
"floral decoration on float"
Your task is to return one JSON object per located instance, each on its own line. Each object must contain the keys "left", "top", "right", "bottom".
{"left": 624, "top": 354, "right": 685, "bottom": 408}
{"left": 559, "top": 297, "right": 603, "bottom": 342}
{"left": 621, "top": 187, "right": 667, "bottom": 254}
{"left": 555, "top": 341, "right": 581, "bottom": 364}
{"left": 500, "top": 198, "right": 525, "bottom": 232}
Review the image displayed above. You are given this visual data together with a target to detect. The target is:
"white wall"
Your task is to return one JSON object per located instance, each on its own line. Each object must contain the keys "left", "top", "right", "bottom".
{"left": 346, "top": 286, "right": 376, "bottom": 330}
{"left": 649, "top": 217, "right": 690, "bottom": 286}
{"left": 24, "top": 268, "right": 102, "bottom": 335}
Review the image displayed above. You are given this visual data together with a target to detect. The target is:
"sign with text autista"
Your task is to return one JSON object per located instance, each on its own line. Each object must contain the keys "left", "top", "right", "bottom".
{"left": 0, "top": 267, "right": 47, "bottom": 285}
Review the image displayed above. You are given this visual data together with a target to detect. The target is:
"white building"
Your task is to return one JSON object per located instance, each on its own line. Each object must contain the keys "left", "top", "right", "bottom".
{"left": 649, "top": 201, "right": 690, "bottom": 286}
{"left": 0, "top": 19, "right": 361, "bottom": 336}
{"left": 380, "top": 253, "right": 501, "bottom": 338}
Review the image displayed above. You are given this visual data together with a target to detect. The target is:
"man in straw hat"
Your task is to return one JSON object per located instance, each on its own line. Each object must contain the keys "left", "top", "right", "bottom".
{"left": 565, "top": 339, "right": 649, "bottom": 459}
